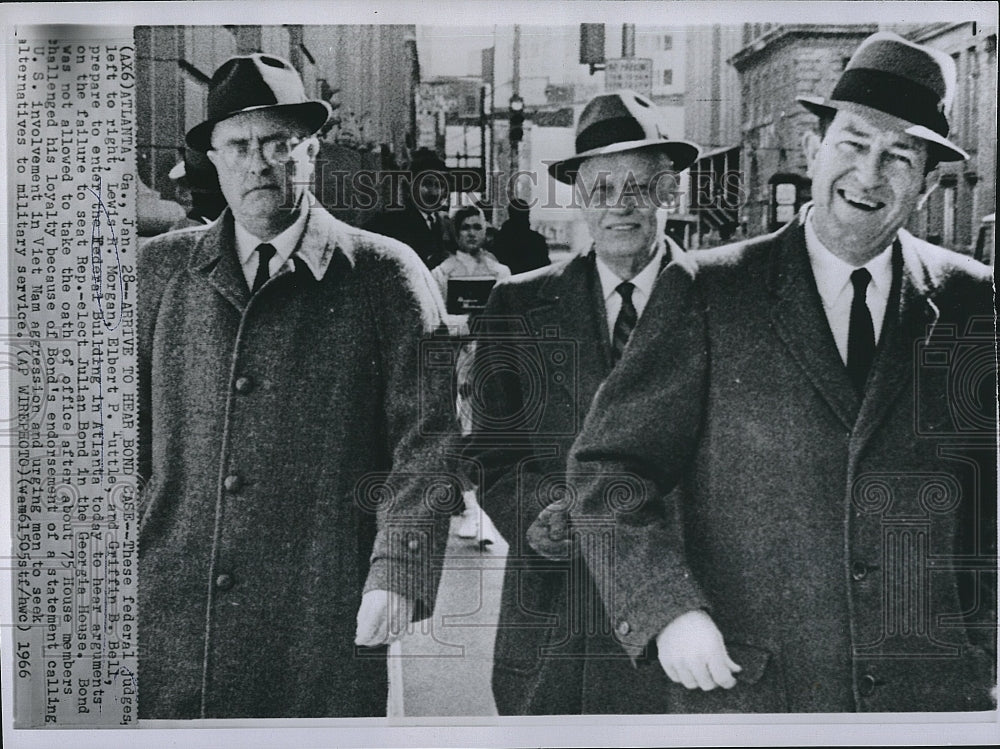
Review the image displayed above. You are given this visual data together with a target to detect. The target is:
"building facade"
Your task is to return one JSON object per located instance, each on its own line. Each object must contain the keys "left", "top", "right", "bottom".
{"left": 905, "top": 22, "right": 997, "bottom": 258}
{"left": 684, "top": 25, "right": 744, "bottom": 247}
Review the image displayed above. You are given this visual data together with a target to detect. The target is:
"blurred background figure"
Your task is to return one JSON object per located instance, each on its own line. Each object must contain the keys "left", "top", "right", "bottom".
{"left": 493, "top": 197, "right": 550, "bottom": 275}
{"left": 431, "top": 205, "right": 510, "bottom": 301}
{"left": 167, "top": 147, "right": 228, "bottom": 231}
{"left": 431, "top": 204, "right": 509, "bottom": 545}
{"left": 365, "top": 148, "right": 455, "bottom": 269}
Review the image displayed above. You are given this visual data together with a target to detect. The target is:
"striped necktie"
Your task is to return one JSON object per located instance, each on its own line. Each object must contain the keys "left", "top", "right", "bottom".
{"left": 611, "top": 281, "right": 637, "bottom": 365}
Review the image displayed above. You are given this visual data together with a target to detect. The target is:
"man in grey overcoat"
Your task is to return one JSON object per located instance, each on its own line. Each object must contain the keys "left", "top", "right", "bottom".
{"left": 138, "top": 54, "right": 458, "bottom": 718}
{"left": 566, "top": 32, "right": 996, "bottom": 712}
{"left": 466, "top": 92, "right": 698, "bottom": 713}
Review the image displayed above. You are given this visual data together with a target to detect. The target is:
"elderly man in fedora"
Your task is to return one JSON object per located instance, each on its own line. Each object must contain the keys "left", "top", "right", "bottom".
{"left": 462, "top": 90, "right": 698, "bottom": 714}
{"left": 137, "top": 54, "right": 458, "bottom": 718}
{"left": 564, "top": 32, "right": 996, "bottom": 713}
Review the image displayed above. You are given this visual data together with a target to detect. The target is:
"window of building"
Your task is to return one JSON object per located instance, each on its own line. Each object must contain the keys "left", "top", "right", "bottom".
{"left": 663, "top": 69, "right": 673, "bottom": 86}
{"left": 663, "top": 34, "right": 673, "bottom": 51}
{"left": 942, "top": 185, "right": 956, "bottom": 247}
{"left": 967, "top": 46, "right": 979, "bottom": 146}
{"left": 951, "top": 52, "right": 962, "bottom": 140}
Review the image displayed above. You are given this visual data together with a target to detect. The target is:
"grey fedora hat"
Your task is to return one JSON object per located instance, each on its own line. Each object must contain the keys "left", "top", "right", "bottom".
{"left": 797, "top": 32, "right": 967, "bottom": 162}
{"left": 186, "top": 54, "right": 333, "bottom": 152}
{"left": 548, "top": 90, "right": 700, "bottom": 183}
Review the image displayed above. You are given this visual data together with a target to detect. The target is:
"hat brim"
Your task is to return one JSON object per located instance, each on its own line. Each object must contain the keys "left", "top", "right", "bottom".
{"left": 548, "top": 139, "right": 701, "bottom": 184}
{"left": 186, "top": 100, "right": 332, "bottom": 153}
{"left": 797, "top": 96, "right": 968, "bottom": 162}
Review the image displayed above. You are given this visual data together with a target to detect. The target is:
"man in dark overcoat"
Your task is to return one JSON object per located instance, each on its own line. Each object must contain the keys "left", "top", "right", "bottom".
{"left": 138, "top": 54, "right": 458, "bottom": 719}
{"left": 492, "top": 197, "right": 550, "bottom": 275}
{"left": 465, "top": 92, "right": 699, "bottom": 714}
{"left": 566, "top": 32, "right": 996, "bottom": 713}
{"left": 364, "top": 148, "right": 455, "bottom": 270}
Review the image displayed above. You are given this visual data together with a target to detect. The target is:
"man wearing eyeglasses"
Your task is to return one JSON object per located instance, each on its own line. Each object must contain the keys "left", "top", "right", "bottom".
{"left": 137, "top": 54, "right": 457, "bottom": 719}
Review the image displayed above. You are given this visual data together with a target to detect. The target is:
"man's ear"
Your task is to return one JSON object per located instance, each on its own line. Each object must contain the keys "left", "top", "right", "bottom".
{"left": 304, "top": 136, "right": 320, "bottom": 159}
{"left": 803, "top": 130, "right": 822, "bottom": 178}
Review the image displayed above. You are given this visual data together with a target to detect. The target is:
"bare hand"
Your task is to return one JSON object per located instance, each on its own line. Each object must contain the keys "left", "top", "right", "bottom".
{"left": 526, "top": 504, "right": 572, "bottom": 559}
{"left": 656, "top": 610, "right": 741, "bottom": 690}
{"left": 354, "top": 589, "right": 414, "bottom": 647}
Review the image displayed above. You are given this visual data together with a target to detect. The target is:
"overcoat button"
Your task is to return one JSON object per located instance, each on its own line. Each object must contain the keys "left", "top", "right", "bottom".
{"left": 858, "top": 673, "right": 878, "bottom": 696}
{"left": 851, "top": 561, "right": 869, "bottom": 581}
{"left": 215, "top": 574, "right": 234, "bottom": 591}
{"left": 407, "top": 538, "right": 420, "bottom": 551}
{"left": 234, "top": 376, "right": 255, "bottom": 394}
{"left": 223, "top": 474, "right": 243, "bottom": 492}
{"left": 616, "top": 620, "right": 631, "bottom": 637}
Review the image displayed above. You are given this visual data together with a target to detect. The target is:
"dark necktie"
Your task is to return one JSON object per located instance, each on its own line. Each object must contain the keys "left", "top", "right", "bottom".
{"left": 611, "top": 281, "right": 638, "bottom": 365}
{"left": 846, "top": 268, "right": 875, "bottom": 394}
{"left": 251, "top": 243, "right": 276, "bottom": 294}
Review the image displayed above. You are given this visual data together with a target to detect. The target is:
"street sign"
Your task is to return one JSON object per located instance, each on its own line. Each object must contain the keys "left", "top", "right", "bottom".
{"left": 605, "top": 57, "right": 653, "bottom": 97}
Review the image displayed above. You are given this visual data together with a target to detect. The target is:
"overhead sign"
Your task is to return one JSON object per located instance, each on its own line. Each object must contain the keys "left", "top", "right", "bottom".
{"left": 605, "top": 57, "right": 653, "bottom": 97}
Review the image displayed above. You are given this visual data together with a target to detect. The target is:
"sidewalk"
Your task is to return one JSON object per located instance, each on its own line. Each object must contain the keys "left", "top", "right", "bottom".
{"left": 394, "top": 514, "right": 507, "bottom": 716}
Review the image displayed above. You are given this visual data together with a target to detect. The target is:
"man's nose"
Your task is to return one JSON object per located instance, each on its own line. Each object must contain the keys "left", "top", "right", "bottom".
{"left": 246, "top": 142, "right": 272, "bottom": 174}
{"left": 853, "top": 150, "right": 883, "bottom": 187}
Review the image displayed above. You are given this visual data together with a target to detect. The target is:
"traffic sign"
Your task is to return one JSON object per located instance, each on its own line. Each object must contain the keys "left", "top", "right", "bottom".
{"left": 605, "top": 57, "right": 653, "bottom": 97}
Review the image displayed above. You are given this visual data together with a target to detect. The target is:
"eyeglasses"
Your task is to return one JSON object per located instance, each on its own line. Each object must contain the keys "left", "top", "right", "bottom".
{"left": 210, "top": 135, "right": 303, "bottom": 169}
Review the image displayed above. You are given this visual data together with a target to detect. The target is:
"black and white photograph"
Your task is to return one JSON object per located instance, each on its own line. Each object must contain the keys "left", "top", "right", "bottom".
{"left": 2, "top": 2, "right": 997, "bottom": 747}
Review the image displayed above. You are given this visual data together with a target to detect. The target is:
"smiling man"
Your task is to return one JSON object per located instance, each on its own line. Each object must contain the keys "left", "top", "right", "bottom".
{"left": 462, "top": 91, "right": 699, "bottom": 714}
{"left": 565, "top": 32, "right": 996, "bottom": 713}
{"left": 137, "top": 54, "right": 457, "bottom": 718}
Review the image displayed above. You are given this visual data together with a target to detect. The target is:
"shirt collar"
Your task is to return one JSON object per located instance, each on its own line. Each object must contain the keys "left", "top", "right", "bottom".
{"left": 595, "top": 242, "right": 665, "bottom": 302}
{"left": 235, "top": 201, "right": 311, "bottom": 271}
{"left": 804, "top": 208, "right": 893, "bottom": 308}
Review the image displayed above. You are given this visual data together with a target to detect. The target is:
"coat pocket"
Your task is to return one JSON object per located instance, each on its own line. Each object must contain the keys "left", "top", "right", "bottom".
{"left": 665, "top": 642, "right": 789, "bottom": 713}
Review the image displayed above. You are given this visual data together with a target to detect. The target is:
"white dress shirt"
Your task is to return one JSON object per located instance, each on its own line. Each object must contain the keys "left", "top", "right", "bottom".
{"left": 235, "top": 206, "right": 310, "bottom": 290}
{"left": 595, "top": 243, "right": 665, "bottom": 341}
{"left": 804, "top": 211, "right": 893, "bottom": 365}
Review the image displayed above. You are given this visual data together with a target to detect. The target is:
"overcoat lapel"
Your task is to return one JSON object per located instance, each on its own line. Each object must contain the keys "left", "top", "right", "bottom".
{"left": 526, "top": 253, "right": 612, "bottom": 405}
{"left": 190, "top": 212, "right": 251, "bottom": 312}
{"left": 853, "top": 237, "right": 939, "bottom": 449}
{"left": 768, "top": 219, "right": 860, "bottom": 430}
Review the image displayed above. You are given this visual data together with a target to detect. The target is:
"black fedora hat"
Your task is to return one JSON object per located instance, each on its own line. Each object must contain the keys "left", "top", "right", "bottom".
{"left": 186, "top": 54, "right": 333, "bottom": 152}
{"left": 407, "top": 148, "right": 450, "bottom": 175}
{"left": 798, "top": 32, "right": 967, "bottom": 162}
{"left": 548, "top": 90, "right": 700, "bottom": 184}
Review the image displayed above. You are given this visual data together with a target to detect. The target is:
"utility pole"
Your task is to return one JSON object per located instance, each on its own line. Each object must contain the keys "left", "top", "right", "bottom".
{"left": 479, "top": 84, "right": 487, "bottom": 201}
{"left": 622, "top": 23, "right": 635, "bottom": 57}
{"left": 512, "top": 24, "right": 521, "bottom": 98}
{"left": 510, "top": 24, "right": 521, "bottom": 180}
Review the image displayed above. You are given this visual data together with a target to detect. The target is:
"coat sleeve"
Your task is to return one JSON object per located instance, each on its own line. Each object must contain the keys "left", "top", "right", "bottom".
{"left": 567, "top": 261, "right": 711, "bottom": 657}
{"left": 461, "top": 282, "right": 541, "bottom": 549}
{"left": 137, "top": 233, "right": 190, "bottom": 491}
{"left": 361, "top": 243, "right": 460, "bottom": 620}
